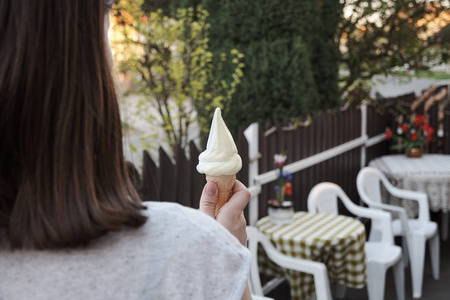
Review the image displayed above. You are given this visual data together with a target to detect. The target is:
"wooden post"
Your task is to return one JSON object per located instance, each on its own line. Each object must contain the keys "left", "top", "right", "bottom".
{"left": 142, "top": 150, "right": 160, "bottom": 202}
{"left": 244, "top": 123, "right": 260, "bottom": 226}
{"left": 175, "top": 144, "right": 191, "bottom": 207}
{"left": 236, "top": 130, "right": 249, "bottom": 187}
{"left": 189, "top": 141, "right": 203, "bottom": 209}
{"left": 159, "top": 147, "right": 176, "bottom": 202}
{"left": 360, "top": 101, "right": 368, "bottom": 169}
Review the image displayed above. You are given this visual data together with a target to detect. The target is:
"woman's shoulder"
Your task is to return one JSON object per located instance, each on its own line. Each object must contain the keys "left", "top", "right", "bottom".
{"left": 139, "top": 202, "right": 251, "bottom": 299}
{"left": 141, "top": 201, "right": 240, "bottom": 246}
{"left": 142, "top": 201, "right": 213, "bottom": 224}
{"left": 142, "top": 201, "right": 208, "bottom": 228}
{"left": 139, "top": 201, "right": 251, "bottom": 268}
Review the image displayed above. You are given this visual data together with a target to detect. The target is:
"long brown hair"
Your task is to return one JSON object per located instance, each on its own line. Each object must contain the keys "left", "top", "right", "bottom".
{"left": 0, "top": 0, "right": 147, "bottom": 249}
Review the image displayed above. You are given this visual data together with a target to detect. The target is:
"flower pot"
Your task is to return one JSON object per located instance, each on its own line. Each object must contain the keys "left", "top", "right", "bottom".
{"left": 268, "top": 200, "right": 294, "bottom": 225}
{"left": 407, "top": 148, "right": 422, "bottom": 158}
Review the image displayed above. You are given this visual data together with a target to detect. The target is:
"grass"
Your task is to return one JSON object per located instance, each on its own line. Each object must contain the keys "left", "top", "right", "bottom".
{"left": 428, "top": 71, "right": 450, "bottom": 80}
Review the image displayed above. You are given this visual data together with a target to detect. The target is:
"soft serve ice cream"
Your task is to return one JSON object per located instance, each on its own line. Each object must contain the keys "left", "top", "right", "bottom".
{"left": 197, "top": 107, "right": 242, "bottom": 215}
{"left": 197, "top": 108, "right": 242, "bottom": 175}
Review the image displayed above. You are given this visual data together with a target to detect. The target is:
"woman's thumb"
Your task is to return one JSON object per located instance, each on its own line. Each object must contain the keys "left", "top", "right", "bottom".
{"left": 199, "top": 182, "right": 218, "bottom": 218}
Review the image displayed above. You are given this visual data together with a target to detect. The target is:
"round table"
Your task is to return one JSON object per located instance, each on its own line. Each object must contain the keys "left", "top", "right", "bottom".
{"left": 369, "top": 153, "right": 450, "bottom": 239}
{"left": 369, "top": 154, "right": 450, "bottom": 213}
{"left": 256, "top": 211, "right": 366, "bottom": 300}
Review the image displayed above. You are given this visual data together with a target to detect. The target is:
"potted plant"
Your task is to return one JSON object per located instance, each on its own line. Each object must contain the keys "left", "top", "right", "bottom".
{"left": 268, "top": 153, "right": 294, "bottom": 224}
{"left": 385, "top": 113, "right": 434, "bottom": 157}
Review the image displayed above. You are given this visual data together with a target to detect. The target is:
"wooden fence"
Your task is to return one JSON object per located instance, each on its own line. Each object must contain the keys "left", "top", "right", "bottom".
{"left": 247, "top": 103, "right": 388, "bottom": 223}
{"left": 134, "top": 85, "right": 449, "bottom": 221}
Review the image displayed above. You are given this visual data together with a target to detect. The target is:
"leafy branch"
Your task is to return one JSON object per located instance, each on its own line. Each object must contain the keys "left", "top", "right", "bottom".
{"left": 114, "top": 2, "right": 244, "bottom": 156}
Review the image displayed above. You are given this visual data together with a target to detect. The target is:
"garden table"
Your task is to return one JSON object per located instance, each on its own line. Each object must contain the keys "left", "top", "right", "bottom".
{"left": 369, "top": 154, "right": 450, "bottom": 239}
{"left": 256, "top": 211, "right": 366, "bottom": 300}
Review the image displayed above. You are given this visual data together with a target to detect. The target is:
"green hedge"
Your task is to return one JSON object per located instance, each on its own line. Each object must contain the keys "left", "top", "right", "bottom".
{"left": 173, "top": 0, "right": 342, "bottom": 135}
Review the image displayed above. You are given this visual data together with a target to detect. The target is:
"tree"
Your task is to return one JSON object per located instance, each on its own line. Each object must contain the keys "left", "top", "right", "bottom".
{"left": 114, "top": 2, "right": 244, "bottom": 155}
{"left": 339, "top": 0, "right": 450, "bottom": 97}
{"left": 174, "top": 0, "right": 343, "bottom": 135}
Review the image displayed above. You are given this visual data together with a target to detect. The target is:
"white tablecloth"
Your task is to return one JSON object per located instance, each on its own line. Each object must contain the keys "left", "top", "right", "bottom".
{"left": 369, "top": 154, "right": 450, "bottom": 215}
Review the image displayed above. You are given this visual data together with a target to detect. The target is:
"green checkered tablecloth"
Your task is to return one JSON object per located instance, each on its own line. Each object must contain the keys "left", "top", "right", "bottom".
{"left": 256, "top": 212, "right": 366, "bottom": 300}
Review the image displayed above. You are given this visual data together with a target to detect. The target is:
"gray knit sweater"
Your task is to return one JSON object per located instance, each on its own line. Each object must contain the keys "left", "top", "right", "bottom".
{"left": 0, "top": 202, "right": 251, "bottom": 300}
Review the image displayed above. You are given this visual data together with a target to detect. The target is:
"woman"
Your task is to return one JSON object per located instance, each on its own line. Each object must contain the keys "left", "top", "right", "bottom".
{"left": 0, "top": 1, "right": 252, "bottom": 299}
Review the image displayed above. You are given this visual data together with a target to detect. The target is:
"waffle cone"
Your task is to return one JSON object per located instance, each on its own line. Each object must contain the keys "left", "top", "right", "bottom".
{"left": 205, "top": 174, "right": 236, "bottom": 216}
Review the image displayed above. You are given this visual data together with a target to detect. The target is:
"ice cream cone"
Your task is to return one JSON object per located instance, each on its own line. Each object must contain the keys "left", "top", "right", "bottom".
{"left": 205, "top": 174, "right": 236, "bottom": 216}
{"left": 197, "top": 108, "right": 241, "bottom": 215}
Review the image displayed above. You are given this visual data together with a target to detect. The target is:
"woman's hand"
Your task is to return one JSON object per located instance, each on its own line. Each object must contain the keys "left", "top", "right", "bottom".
{"left": 199, "top": 180, "right": 250, "bottom": 245}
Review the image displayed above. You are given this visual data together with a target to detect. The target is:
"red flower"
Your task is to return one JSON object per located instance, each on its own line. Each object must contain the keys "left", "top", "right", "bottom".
{"left": 425, "top": 126, "right": 434, "bottom": 142}
{"left": 385, "top": 128, "right": 393, "bottom": 140}
{"left": 422, "top": 122, "right": 430, "bottom": 131}
{"left": 284, "top": 182, "right": 292, "bottom": 196}
{"left": 413, "top": 115, "right": 426, "bottom": 127}
{"left": 413, "top": 116, "right": 421, "bottom": 127}
{"left": 401, "top": 123, "right": 408, "bottom": 133}
{"left": 411, "top": 132, "right": 418, "bottom": 141}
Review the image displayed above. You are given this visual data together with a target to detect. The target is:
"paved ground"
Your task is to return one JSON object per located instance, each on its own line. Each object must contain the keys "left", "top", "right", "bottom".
{"left": 346, "top": 211, "right": 450, "bottom": 300}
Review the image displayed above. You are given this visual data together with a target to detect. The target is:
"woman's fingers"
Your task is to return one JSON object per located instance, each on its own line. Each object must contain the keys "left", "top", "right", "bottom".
{"left": 216, "top": 180, "right": 250, "bottom": 245}
{"left": 219, "top": 180, "right": 251, "bottom": 214}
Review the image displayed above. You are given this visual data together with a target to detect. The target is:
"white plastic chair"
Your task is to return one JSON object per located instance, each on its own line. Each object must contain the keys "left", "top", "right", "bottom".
{"left": 357, "top": 166, "right": 440, "bottom": 299}
{"left": 307, "top": 182, "right": 404, "bottom": 300}
{"left": 246, "top": 226, "right": 332, "bottom": 300}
